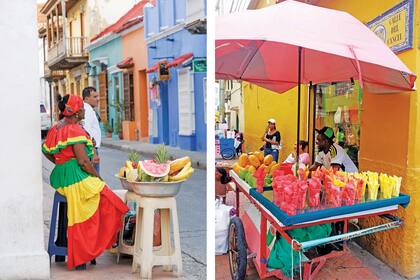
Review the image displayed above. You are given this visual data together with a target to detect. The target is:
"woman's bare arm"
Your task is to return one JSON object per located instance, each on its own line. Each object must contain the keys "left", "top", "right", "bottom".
{"left": 73, "top": 143, "right": 101, "bottom": 179}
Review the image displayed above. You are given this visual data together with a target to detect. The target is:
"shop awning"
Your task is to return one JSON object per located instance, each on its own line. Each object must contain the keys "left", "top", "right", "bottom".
{"left": 167, "top": 53, "right": 194, "bottom": 68}
{"left": 117, "top": 57, "right": 134, "bottom": 69}
{"left": 146, "top": 60, "right": 167, "bottom": 73}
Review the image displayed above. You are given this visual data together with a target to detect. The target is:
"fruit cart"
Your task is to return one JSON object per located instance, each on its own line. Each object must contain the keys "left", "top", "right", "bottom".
{"left": 228, "top": 170, "right": 409, "bottom": 280}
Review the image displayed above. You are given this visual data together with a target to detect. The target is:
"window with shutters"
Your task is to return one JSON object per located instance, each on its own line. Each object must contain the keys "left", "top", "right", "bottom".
{"left": 123, "top": 72, "right": 135, "bottom": 121}
{"left": 177, "top": 68, "right": 195, "bottom": 136}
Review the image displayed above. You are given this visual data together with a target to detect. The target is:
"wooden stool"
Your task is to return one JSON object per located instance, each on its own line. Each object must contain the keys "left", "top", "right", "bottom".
{"left": 128, "top": 192, "right": 182, "bottom": 279}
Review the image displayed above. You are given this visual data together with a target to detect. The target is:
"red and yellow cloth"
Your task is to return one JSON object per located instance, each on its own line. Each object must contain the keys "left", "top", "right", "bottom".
{"left": 43, "top": 121, "right": 128, "bottom": 268}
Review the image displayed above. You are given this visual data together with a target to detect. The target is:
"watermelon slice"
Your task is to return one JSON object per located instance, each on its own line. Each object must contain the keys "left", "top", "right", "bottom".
{"left": 138, "top": 160, "right": 170, "bottom": 181}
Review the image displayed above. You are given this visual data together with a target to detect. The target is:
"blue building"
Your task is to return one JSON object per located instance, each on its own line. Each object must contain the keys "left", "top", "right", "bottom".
{"left": 144, "top": 0, "right": 207, "bottom": 151}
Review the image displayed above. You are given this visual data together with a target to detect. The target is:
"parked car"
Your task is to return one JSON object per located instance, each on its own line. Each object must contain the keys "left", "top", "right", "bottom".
{"left": 40, "top": 104, "right": 51, "bottom": 138}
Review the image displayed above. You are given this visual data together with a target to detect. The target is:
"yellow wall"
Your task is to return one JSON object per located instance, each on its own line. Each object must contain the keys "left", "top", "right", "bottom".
{"left": 243, "top": 82, "right": 309, "bottom": 161}
{"left": 316, "top": 0, "right": 420, "bottom": 277}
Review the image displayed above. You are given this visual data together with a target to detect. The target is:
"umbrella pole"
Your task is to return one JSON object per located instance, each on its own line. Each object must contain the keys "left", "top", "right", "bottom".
{"left": 312, "top": 85, "right": 317, "bottom": 164}
{"left": 296, "top": 46, "right": 302, "bottom": 172}
{"left": 307, "top": 81, "right": 312, "bottom": 143}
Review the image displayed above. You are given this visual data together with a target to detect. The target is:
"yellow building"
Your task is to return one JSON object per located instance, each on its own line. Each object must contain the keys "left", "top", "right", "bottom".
{"left": 243, "top": 0, "right": 420, "bottom": 277}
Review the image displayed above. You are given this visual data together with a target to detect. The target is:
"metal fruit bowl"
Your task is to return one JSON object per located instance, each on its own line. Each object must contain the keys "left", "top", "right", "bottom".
{"left": 127, "top": 180, "right": 186, "bottom": 197}
{"left": 115, "top": 175, "right": 134, "bottom": 192}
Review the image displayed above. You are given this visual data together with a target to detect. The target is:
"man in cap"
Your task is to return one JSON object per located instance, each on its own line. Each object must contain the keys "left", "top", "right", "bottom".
{"left": 309, "top": 126, "right": 358, "bottom": 172}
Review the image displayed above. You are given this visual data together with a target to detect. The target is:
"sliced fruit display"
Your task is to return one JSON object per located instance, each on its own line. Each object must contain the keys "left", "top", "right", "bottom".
{"left": 139, "top": 160, "right": 170, "bottom": 179}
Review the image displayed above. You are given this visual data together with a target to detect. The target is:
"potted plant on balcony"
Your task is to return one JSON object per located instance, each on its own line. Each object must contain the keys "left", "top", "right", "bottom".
{"left": 103, "top": 121, "right": 113, "bottom": 138}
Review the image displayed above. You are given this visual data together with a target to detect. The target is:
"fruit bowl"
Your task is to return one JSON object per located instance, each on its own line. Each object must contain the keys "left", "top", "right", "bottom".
{"left": 127, "top": 180, "right": 186, "bottom": 197}
{"left": 115, "top": 175, "right": 135, "bottom": 192}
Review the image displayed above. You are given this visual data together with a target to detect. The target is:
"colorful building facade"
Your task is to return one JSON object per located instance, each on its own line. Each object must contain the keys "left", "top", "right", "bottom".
{"left": 243, "top": 0, "right": 420, "bottom": 277}
{"left": 145, "top": 0, "right": 207, "bottom": 151}
{"left": 119, "top": 3, "right": 150, "bottom": 141}
{"left": 87, "top": 2, "right": 151, "bottom": 140}
{"left": 39, "top": 0, "right": 136, "bottom": 122}
{"left": 88, "top": 33, "right": 123, "bottom": 138}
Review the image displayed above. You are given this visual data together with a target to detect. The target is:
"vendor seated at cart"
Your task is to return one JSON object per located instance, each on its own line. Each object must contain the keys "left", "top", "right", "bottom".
{"left": 309, "top": 126, "right": 358, "bottom": 173}
{"left": 283, "top": 140, "right": 310, "bottom": 167}
{"left": 261, "top": 118, "right": 281, "bottom": 162}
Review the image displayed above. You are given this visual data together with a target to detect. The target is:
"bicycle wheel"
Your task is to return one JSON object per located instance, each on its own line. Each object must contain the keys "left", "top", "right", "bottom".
{"left": 221, "top": 148, "right": 236, "bottom": 160}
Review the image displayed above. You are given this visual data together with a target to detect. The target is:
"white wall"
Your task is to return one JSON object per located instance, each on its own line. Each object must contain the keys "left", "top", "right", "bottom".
{"left": 0, "top": 1, "right": 50, "bottom": 279}
{"left": 88, "top": 0, "right": 140, "bottom": 39}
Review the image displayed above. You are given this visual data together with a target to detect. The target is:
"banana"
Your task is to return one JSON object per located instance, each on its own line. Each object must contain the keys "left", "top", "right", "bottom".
{"left": 118, "top": 167, "right": 126, "bottom": 178}
{"left": 170, "top": 167, "right": 194, "bottom": 181}
{"left": 169, "top": 162, "right": 193, "bottom": 181}
{"left": 125, "top": 160, "right": 134, "bottom": 171}
{"left": 170, "top": 156, "right": 191, "bottom": 174}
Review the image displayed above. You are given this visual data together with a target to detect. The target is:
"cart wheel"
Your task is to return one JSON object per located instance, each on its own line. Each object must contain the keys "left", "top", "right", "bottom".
{"left": 228, "top": 217, "right": 247, "bottom": 280}
{"left": 221, "top": 148, "right": 236, "bottom": 160}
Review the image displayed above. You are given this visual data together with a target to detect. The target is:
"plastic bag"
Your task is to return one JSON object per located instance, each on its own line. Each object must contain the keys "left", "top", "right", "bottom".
{"left": 215, "top": 198, "right": 233, "bottom": 255}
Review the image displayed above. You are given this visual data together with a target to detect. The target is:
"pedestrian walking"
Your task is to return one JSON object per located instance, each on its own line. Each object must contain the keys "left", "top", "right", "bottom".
{"left": 261, "top": 118, "right": 281, "bottom": 162}
{"left": 82, "top": 87, "right": 101, "bottom": 174}
{"left": 234, "top": 129, "right": 244, "bottom": 156}
{"left": 42, "top": 94, "right": 128, "bottom": 270}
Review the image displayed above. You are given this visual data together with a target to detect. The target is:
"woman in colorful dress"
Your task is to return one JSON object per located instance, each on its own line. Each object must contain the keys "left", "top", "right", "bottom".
{"left": 42, "top": 94, "right": 129, "bottom": 270}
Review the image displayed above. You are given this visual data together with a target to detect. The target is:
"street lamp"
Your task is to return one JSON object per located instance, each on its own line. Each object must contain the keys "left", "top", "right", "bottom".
{"left": 84, "top": 62, "right": 92, "bottom": 76}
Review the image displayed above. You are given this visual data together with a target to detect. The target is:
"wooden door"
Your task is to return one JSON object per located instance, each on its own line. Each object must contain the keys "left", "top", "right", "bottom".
{"left": 123, "top": 72, "right": 131, "bottom": 121}
{"left": 98, "top": 72, "right": 108, "bottom": 122}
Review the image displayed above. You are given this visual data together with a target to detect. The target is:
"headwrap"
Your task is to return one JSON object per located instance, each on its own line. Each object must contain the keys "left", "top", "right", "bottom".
{"left": 63, "top": 95, "right": 84, "bottom": 116}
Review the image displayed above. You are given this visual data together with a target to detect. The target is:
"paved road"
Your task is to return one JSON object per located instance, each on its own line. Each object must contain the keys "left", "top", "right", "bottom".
{"left": 42, "top": 147, "right": 207, "bottom": 279}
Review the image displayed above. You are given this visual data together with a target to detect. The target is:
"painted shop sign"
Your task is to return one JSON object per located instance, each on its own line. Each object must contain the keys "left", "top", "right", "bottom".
{"left": 193, "top": 58, "right": 207, "bottom": 73}
{"left": 367, "top": 0, "right": 413, "bottom": 53}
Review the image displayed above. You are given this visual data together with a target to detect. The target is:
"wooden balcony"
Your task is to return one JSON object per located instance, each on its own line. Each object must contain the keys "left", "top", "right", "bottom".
{"left": 44, "top": 62, "right": 66, "bottom": 82}
{"left": 47, "top": 36, "right": 88, "bottom": 70}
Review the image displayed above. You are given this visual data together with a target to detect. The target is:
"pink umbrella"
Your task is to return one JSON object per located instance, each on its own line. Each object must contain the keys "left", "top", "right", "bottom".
{"left": 216, "top": 0, "right": 416, "bottom": 93}
{"left": 216, "top": 0, "right": 416, "bottom": 162}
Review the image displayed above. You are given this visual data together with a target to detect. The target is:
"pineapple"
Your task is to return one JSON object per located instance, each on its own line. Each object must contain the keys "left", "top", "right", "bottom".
{"left": 155, "top": 145, "right": 170, "bottom": 163}
{"left": 128, "top": 151, "right": 140, "bottom": 168}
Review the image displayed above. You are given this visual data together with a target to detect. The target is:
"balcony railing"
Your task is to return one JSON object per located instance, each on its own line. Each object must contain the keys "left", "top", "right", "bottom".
{"left": 47, "top": 36, "right": 88, "bottom": 69}
{"left": 44, "top": 62, "right": 65, "bottom": 80}
{"left": 66, "top": 36, "right": 88, "bottom": 57}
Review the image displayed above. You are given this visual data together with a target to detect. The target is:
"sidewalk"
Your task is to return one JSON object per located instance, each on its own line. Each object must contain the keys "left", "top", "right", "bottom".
{"left": 101, "top": 138, "right": 206, "bottom": 170}
{"left": 216, "top": 241, "right": 407, "bottom": 280}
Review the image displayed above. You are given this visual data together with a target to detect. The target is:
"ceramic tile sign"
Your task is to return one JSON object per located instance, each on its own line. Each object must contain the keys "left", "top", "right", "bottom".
{"left": 367, "top": 0, "right": 414, "bottom": 53}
